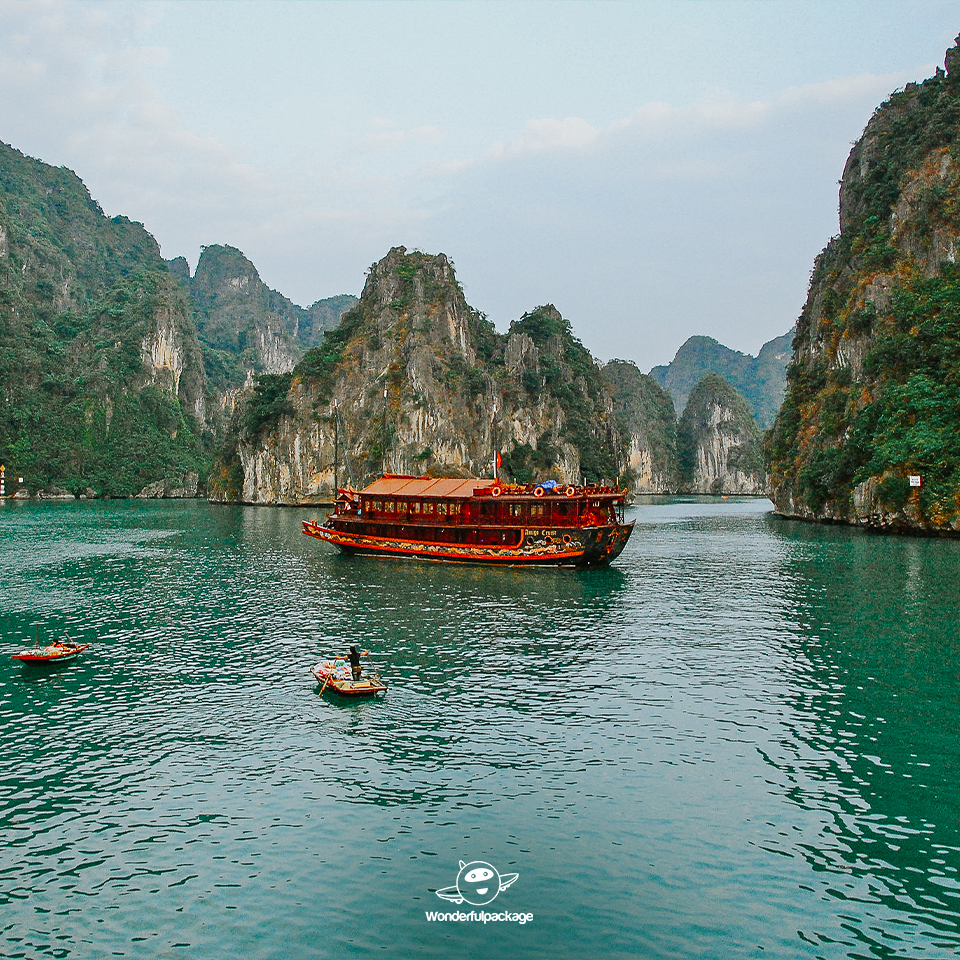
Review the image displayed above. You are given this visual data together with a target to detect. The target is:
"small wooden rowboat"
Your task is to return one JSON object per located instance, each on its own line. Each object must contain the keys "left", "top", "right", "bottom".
{"left": 11, "top": 641, "right": 90, "bottom": 664}
{"left": 311, "top": 660, "right": 387, "bottom": 697}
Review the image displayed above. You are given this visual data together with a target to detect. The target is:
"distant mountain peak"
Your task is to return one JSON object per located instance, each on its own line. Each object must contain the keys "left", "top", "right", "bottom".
{"left": 649, "top": 330, "right": 793, "bottom": 428}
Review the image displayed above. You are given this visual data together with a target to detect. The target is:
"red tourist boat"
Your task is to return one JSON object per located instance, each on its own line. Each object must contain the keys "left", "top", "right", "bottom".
{"left": 302, "top": 475, "right": 634, "bottom": 567}
{"left": 11, "top": 640, "right": 90, "bottom": 664}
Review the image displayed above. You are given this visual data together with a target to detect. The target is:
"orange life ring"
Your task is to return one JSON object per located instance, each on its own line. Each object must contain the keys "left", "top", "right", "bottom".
{"left": 491, "top": 485, "right": 502, "bottom": 497}
{"left": 534, "top": 486, "right": 544, "bottom": 497}
{"left": 564, "top": 485, "right": 575, "bottom": 497}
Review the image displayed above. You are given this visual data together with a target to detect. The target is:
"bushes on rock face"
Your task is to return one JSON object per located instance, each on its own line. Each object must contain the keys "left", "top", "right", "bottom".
{"left": 0, "top": 143, "right": 214, "bottom": 496}
{"left": 242, "top": 373, "right": 295, "bottom": 440}
{"left": 844, "top": 75, "right": 960, "bottom": 232}
{"left": 510, "top": 306, "right": 619, "bottom": 483}
{"left": 768, "top": 39, "right": 960, "bottom": 529}
{"left": 0, "top": 266, "right": 210, "bottom": 497}
{"left": 770, "top": 267, "right": 960, "bottom": 523}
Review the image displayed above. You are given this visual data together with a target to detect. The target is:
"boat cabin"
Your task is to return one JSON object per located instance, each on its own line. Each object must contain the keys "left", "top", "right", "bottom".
{"left": 335, "top": 475, "right": 624, "bottom": 531}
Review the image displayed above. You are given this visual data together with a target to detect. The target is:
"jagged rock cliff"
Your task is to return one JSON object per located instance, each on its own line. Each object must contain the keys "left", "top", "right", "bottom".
{"left": 679, "top": 374, "right": 765, "bottom": 494}
{"left": 222, "top": 248, "right": 770, "bottom": 505}
{"left": 603, "top": 360, "right": 680, "bottom": 493}
{"left": 0, "top": 141, "right": 209, "bottom": 496}
{"left": 767, "top": 37, "right": 960, "bottom": 533}
{"left": 0, "top": 141, "right": 354, "bottom": 498}
{"left": 218, "top": 247, "right": 625, "bottom": 504}
{"left": 174, "top": 244, "right": 355, "bottom": 425}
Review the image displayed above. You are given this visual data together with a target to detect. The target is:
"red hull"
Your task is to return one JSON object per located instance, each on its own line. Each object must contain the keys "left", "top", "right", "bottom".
{"left": 12, "top": 643, "right": 89, "bottom": 664}
{"left": 303, "top": 519, "right": 632, "bottom": 566}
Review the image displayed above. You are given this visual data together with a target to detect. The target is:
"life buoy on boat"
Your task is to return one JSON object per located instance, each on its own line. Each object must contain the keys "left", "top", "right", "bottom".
{"left": 564, "top": 485, "right": 575, "bottom": 497}
{"left": 491, "top": 485, "right": 502, "bottom": 497}
{"left": 534, "top": 486, "right": 545, "bottom": 497}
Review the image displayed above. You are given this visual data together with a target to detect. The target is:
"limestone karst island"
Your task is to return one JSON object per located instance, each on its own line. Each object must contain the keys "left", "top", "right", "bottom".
{"left": 4, "top": 36, "right": 960, "bottom": 536}
{"left": 6, "top": 14, "right": 960, "bottom": 960}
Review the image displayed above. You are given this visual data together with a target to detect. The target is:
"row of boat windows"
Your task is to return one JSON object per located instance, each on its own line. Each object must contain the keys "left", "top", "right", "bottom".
{"left": 359, "top": 499, "right": 561, "bottom": 518}
{"left": 362, "top": 499, "right": 466, "bottom": 516}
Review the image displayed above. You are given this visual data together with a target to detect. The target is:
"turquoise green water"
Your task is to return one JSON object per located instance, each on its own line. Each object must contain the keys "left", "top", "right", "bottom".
{"left": 1, "top": 497, "right": 959, "bottom": 959}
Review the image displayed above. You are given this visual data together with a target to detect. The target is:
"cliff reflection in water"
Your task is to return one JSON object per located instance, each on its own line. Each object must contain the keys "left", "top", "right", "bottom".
{"left": 764, "top": 517, "right": 960, "bottom": 953}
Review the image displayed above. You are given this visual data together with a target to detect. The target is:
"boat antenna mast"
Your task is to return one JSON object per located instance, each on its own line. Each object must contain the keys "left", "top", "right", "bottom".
{"left": 333, "top": 405, "right": 358, "bottom": 490}
{"left": 332, "top": 401, "right": 339, "bottom": 500}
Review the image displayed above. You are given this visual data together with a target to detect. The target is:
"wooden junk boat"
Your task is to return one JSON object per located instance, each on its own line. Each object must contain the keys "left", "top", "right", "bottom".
{"left": 311, "top": 660, "right": 387, "bottom": 697}
{"left": 11, "top": 640, "right": 90, "bottom": 664}
{"left": 302, "top": 475, "right": 634, "bottom": 567}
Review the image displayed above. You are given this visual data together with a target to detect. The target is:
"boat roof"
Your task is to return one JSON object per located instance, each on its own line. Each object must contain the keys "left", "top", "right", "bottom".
{"left": 361, "top": 475, "right": 496, "bottom": 499}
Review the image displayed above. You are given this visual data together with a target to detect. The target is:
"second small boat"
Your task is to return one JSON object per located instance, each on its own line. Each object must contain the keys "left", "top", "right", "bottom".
{"left": 312, "top": 660, "right": 387, "bottom": 697}
{"left": 11, "top": 640, "right": 90, "bottom": 664}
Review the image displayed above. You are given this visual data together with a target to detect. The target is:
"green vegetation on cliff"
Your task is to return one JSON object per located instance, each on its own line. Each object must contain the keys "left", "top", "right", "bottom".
{"left": 767, "top": 38, "right": 960, "bottom": 530}
{"left": 678, "top": 374, "right": 763, "bottom": 492}
{"left": 509, "top": 305, "right": 619, "bottom": 483}
{"left": 0, "top": 142, "right": 209, "bottom": 496}
{"left": 602, "top": 359, "right": 679, "bottom": 490}
{"left": 183, "top": 244, "right": 354, "bottom": 407}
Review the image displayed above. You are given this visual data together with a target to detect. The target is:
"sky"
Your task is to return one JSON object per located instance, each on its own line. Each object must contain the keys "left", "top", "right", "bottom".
{"left": 1, "top": 1, "right": 958, "bottom": 370}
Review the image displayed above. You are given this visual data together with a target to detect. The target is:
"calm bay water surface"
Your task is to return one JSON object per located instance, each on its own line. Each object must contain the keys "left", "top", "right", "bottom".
{"left": 1, "top": 496, "right": 959, "bottom": 959}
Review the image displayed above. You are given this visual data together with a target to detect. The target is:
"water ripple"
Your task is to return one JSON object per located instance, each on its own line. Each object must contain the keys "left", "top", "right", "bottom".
{"left": 2, "top": 498, "right": 960, "bottom": 957}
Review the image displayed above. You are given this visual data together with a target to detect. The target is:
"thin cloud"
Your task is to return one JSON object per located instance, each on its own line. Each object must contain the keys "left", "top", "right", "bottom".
{"left": 490, "top": 116, "right": 601, "bottom": 158}
{"left": 358, "top": 123, "right": 443, "bottom": 153}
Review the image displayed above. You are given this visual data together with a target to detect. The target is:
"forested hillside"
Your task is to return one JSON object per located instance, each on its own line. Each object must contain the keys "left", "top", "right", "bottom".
{"left": 0, "top": 142, "right": 354, "bottom": 497}
{"left": 0, "top": 142, "right": 209, "bottom": 496}
{"left": 650, "top": 331, "right": 792, "bottom": 429}
{"left": 767, "top": 37, "right": 960, "bottom": 533}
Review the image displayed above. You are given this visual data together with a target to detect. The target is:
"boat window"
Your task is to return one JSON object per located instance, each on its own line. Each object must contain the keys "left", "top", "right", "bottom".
{"left": 437, "top": 503, "right": 448, "bottom": 516}
{"left": 509, "top": 503, "right": 523, "bottom": 517}
{"left": 531, "top": 504, "right": 544, "bottom": 518}
{"left": 385, "top": 500, "right": 394, "bottom": 513}
{"left": 423, "top": 503, "right": 434, "bottom": 515}
{"left": 449, "top": 502, "right": 460, "bottom": 516}
{"left": 413, "top": 502, "right": 421, "bottom": 514}
{"left": 374, "top": 500, "right": 382, "bottom": 512}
